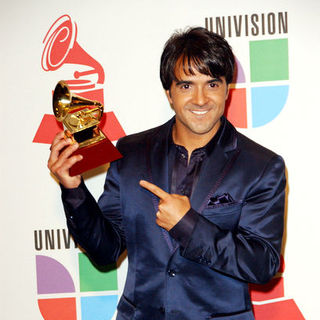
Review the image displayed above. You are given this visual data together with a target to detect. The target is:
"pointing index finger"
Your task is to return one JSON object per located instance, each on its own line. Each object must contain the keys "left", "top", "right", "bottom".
{"left": 139, "top": 180, "right": 169, "bottom": 200}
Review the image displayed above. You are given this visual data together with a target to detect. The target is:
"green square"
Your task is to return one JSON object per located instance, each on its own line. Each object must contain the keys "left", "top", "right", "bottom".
{"left": 79, "top": 253, "right": 118, "bottom": 292}
{"left": 250, "top": 39, "right": 288, "bottom": 82}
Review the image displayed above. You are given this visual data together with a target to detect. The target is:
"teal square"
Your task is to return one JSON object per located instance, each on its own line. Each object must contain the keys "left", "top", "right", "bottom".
{"left": 250, "top": 39, "right": 288, "bottom": 82}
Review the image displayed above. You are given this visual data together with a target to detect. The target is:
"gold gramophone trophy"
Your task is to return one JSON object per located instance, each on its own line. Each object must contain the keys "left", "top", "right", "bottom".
{"left": 53, "top": 80, "right": 122, "bottom": 176}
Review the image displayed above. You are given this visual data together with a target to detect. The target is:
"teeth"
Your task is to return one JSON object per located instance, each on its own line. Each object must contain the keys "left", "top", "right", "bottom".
{"left": 191, "top": 110, "right": 208, "bottom": 115}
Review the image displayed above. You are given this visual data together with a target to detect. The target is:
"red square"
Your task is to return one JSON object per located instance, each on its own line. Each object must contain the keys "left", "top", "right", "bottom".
{"left": 224, "top": 88, "right": 247, "bottom": 128}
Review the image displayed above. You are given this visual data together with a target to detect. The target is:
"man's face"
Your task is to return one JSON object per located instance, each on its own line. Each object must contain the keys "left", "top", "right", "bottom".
{"left": 166, "top": 63, "right": 230, "bottom": 143}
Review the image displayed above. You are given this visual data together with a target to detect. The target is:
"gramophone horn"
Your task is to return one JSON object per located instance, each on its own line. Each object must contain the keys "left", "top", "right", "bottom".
{"left": 42, "top": 15, "right": 104, "bottom": 83}
{"left": 53, "top": 80, "right": 103, "bottom": 122}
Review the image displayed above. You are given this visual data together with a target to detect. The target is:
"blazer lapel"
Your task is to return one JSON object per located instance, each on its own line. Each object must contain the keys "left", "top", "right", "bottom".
{"left": 145, "top": 118, "right": 174, "bottom": 193}
{"left": 145, "top": 118, "right": 176, "bottom": 252}
{"left": 190, "top": 117, "right": 240, "bottom": 213}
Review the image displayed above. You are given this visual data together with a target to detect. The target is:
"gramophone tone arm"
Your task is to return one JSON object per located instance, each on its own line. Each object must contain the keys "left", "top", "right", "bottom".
{"left": 82, "top": 104, "right": 103, "bottom": 121}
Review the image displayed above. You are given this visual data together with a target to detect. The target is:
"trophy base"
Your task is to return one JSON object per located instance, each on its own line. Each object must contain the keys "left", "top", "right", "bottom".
{"left": 69, "top": 137, "right": 122, "bottom": 176}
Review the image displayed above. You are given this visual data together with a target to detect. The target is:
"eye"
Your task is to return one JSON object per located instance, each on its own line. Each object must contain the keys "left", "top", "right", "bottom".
{"left": 181, "top": 83, "right": 190, "bottom": 90}
{"left": 209, "top": 82, "right": 218, "bottom": 88}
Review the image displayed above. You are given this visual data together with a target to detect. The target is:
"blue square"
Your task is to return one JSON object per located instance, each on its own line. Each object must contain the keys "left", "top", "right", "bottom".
{"left": 81, "top": 295, "right": 118, "bottom": 320}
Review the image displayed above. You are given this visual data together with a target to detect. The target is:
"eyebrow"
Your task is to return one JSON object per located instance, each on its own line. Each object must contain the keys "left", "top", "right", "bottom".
{"left": 175, "top": 78, "right": 222, "bottom": 86}
{"left": 175, "top": 80, "right": 192, "bottom": 86}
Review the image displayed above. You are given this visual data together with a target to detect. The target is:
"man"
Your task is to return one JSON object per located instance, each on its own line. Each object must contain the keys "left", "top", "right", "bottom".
{"left": 48, "top": 27, "right": 285, "bottom": 320}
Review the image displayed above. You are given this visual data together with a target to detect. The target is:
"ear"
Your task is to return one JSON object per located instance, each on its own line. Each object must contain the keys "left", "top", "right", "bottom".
{"left": 165, "top": 89, "right": 173, "bottom": 105}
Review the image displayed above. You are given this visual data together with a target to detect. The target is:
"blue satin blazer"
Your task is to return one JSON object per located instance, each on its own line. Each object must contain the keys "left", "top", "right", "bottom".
{"left": 62, "top": 116, "right": 286, "bottom": 320}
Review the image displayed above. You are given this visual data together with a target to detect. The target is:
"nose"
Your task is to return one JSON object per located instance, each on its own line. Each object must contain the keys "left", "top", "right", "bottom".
{"left": 192, "top": 87, "right": 208, "bottom": 107}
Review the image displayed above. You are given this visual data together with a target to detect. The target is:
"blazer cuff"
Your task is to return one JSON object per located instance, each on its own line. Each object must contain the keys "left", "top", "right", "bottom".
{"left": 60, "top": 178, "right": 87, "bottom": 210}
{"left": 169, "top": 208, "right": 199, "bottom": 248}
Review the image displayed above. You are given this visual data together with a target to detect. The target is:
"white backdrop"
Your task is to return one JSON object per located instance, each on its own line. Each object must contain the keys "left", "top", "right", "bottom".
{"left": 1, "top": 0, "right": 319, "bottom": 319}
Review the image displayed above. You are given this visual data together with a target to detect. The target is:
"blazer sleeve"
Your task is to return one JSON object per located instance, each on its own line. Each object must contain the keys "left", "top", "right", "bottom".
{"left": 62, "top": 159, "right": 126, "bottom": 266}
{"left": 174, "top": 155, "right": 286, "bottom": 284}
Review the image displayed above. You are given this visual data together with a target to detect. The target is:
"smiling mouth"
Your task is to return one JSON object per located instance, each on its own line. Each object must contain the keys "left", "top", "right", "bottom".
{"left": 190, "top": 110, "right": 209, "bottom": 115}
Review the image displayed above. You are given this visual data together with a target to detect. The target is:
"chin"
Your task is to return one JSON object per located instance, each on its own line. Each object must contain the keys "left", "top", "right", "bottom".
{"left": 190, "top": 126, "right": 215, "bottom": 136}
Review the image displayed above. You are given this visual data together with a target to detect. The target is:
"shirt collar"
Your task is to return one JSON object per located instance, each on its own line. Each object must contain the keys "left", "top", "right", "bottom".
{"left": 168, "top": 116, "right": 225, "bottom": 157}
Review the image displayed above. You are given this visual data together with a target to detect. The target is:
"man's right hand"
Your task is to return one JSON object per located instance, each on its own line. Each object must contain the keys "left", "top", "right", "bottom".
{"left": 47, "top": 131, "right": 83, "bottom": 189}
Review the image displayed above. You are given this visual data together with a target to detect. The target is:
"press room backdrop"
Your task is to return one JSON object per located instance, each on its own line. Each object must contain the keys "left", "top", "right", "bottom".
{"left": 1, "top": 0, "right": 319, "bottom": 319}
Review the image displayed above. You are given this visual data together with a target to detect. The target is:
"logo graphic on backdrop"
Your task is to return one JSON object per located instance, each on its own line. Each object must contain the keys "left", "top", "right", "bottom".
{"left": 33, "top": 14, "right": 125, "bottom": 145}
{"left": 36, "top": 254, "right": 118, "bottom": 320}
{"left": 206, "top": 12, "right": 289, "bottom": 128}
{"left": 249, "top": 257, "right": 305, "bottom": 319}
{"left": 34, "top": 14, "right": 126, "bottom": 319}
{"left": 34, "top": 229, "right": 119, "bottom": 320}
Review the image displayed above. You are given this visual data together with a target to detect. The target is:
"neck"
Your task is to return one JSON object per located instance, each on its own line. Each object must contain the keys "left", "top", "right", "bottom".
{"left": 172, "top": 120, "right": 221, "bottom": 156}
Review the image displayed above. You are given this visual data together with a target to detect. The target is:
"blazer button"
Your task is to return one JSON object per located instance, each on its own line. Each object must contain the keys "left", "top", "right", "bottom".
{"left": 159, "top": 307, "right": 165, "bottom": 314}
{"left": 168, "top": 269, "right": 176, "bottom": 277}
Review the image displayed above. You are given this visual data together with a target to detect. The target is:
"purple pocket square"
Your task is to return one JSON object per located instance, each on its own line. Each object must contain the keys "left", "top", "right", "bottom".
{"left": 208, "top": 193, "right": 234, "bottom": 206}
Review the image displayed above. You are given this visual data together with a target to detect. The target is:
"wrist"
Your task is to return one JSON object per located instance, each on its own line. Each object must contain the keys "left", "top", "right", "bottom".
{"left": 60, "top": 176, "right": 81, "bottom": 189}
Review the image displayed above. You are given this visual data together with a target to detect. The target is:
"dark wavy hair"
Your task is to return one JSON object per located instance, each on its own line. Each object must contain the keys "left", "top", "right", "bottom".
{"left": 160, "top": 27, "right": 235, "bottom": 90}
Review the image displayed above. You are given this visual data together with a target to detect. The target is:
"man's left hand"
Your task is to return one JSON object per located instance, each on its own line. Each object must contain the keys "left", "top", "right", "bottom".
{"left": 139, "top": 180, "right": 191, "bottom": 231}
